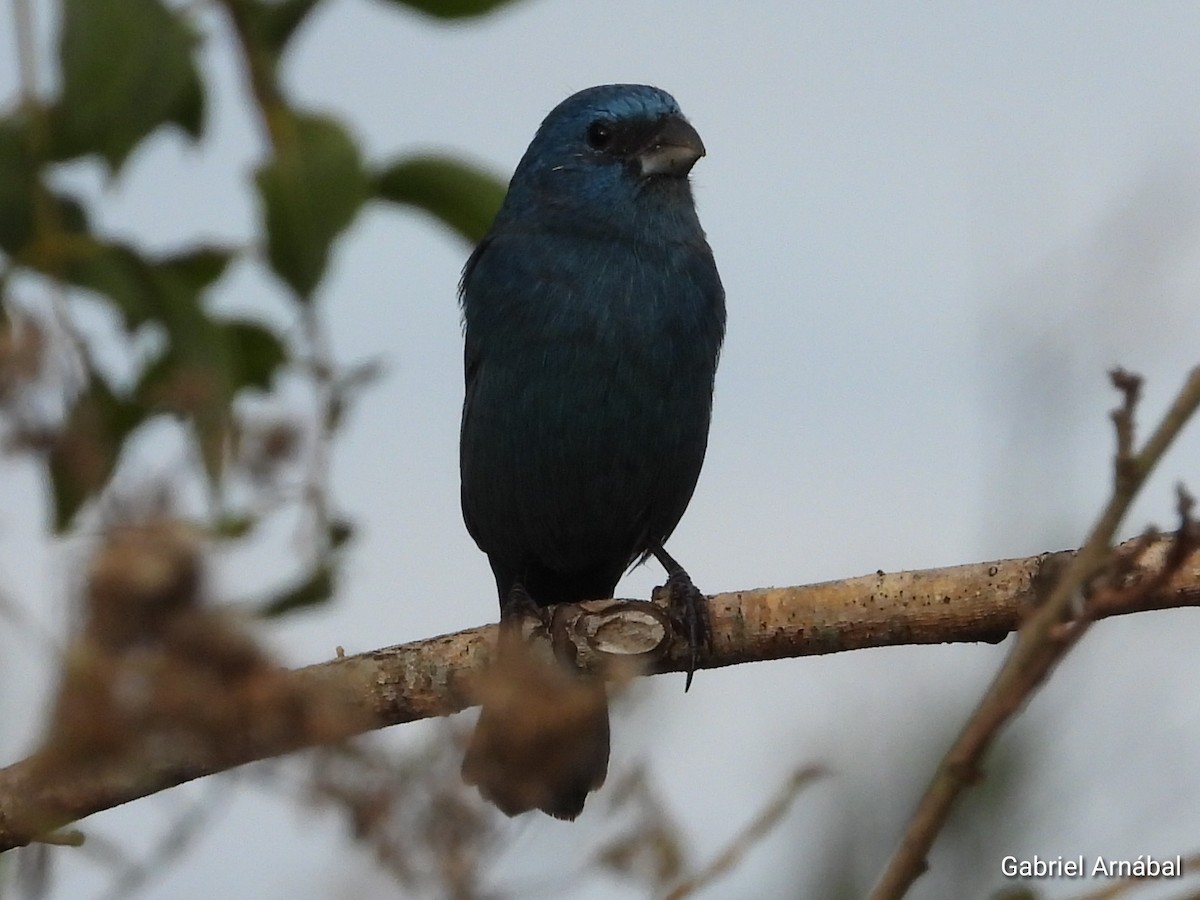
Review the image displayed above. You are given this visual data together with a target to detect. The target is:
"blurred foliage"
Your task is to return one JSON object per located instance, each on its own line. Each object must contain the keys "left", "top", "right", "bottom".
{"left": 385, "top": 0, "right": 526, "bottom": 20}
{"left": 256, "top": 113, "right": 368, "bottom": 299}
{"left": 53, "top": 0, "right": 204, "bottom": 171}
{"left": 376, "top": 155, "right": 508, "bottom": 243}
{"left": 0, "top": 0, "right": 508, "bottom": 612}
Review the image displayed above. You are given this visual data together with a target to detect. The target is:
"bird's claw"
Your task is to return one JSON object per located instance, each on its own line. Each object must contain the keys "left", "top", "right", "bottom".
{"left": 501, "top": 583, "right": 552, "bottom": 635}
{"left": 664, "top": 569, "right": 711, "bottom": 692}
{"left": 503, "top": 583, "right": 585, "bottom": 670}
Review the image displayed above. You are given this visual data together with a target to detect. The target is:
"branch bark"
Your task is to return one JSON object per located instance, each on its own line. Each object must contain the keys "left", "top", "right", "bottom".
{"left": 2, "top": 534, "right": 1199, "bottom": 853}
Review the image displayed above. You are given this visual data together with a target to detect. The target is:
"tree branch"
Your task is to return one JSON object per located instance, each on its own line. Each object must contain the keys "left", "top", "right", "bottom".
{"left": 2, "top": 531, "right": 1200, "bottom": 853}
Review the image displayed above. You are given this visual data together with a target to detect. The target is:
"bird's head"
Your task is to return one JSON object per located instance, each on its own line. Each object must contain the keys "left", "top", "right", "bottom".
{"left": 496, "top": 84, "right": 707, "bottom": 238}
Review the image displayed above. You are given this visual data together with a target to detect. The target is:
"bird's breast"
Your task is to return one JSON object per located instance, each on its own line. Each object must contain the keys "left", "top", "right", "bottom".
{"left": 460, "top": 228, "right": 723, "bottom": 580}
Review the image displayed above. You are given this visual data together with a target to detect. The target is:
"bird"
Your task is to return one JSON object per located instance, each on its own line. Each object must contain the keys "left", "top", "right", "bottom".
{"left": 458, "top": 84, "right": 725, "bottom": 820}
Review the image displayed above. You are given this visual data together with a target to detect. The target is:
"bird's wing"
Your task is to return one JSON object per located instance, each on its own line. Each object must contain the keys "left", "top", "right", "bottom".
{"left": 459, "top": 236, "right": 496, "bottom": 389}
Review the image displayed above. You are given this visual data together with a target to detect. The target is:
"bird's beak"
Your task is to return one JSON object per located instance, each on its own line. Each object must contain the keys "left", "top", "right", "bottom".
{"left": 638, "top": 115, "right": 706, "bottom": 178}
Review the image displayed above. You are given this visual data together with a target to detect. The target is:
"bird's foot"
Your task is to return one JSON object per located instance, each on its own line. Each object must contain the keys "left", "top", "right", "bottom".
{"left": 501, "top": 582, "right": 582, "bottom": 670}
{"left": 501, "top": 582, "right": 551, "bottom": 633}
{"left": 652, "top": 548, "right": 711, "bottom": 692}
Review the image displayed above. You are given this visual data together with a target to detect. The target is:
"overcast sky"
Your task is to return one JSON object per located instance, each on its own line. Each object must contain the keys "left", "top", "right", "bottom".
{"left": 4, "top": 2, "right": 1200, "bottom": 898}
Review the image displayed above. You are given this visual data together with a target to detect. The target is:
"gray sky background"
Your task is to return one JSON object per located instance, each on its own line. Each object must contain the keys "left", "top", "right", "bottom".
{"left": 4, "top": 2, "right": 1200, "bottom": 898}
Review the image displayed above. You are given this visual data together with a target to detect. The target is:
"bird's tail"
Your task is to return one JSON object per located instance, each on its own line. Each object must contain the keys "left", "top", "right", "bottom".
{"left": 461, "top": 629, "right": 609, "bottom": 820}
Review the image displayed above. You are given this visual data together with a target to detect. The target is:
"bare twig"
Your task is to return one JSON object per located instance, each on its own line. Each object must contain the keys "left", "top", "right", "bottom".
{"left": 88, "top": 781, "right": 233, "bottom": 900}
{"left": 218, "top": 0, "right": 291, "bottom": 150}
{"left": 662, "top": 765, "right": 826, "bottom": 900}
{"left": 297, "top": 306, "right": 336, "bottom": 562}
{"left": 870, "top": 367, "right": 1200, "bottom": 900}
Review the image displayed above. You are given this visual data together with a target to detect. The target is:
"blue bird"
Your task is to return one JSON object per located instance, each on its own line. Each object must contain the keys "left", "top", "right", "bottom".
{"left": 459, "top": 84, "right": 725, "bottom": 819}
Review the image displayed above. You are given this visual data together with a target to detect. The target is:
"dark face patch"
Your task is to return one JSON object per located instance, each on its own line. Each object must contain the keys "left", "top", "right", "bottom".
{"left": 583, "top": 115, "right": 671, "bottom": 163}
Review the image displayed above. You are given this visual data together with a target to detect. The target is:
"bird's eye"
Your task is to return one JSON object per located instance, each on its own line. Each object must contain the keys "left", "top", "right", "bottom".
{"left": 586, "top": 121, "right": 613, "bottom": 150}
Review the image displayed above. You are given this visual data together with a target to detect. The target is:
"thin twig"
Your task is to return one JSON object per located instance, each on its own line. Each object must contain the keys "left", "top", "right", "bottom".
{"left": 91, "top": 780, "right": 233, "bottom": 900}
{"left": 870, "top": 367, "right": 1200, "bottom": 899}
{"left": 662, "top": 766, "right": 826, "bottom": 900}
{"left": 218, "top": 0, "right": 291, "bottom": 150}
{"left": 297, "top": 306, "right": 335, "bottom": 562}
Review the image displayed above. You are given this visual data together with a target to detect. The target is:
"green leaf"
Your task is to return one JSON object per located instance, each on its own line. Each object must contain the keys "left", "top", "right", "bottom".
{"left": 51, "top": 194, "right": 90, "bottom": 236}
{"left": 153, "top": 247, "right": 232, "bottom": 296}
{"left": 256, "top": 114, "right": 368, "bottom": 300}
{"left": 49, "top": 241, "right": 275, "bottom": 503}
{"left": 131, "top": 255, "right": 284, "bottom": 481}
{"left": 48, "top": 375, "right": 147, "bottom": 530}
{"left": 0, "top": 117, "right": 38, "bottom": 254}
{"left": 62, "top": 241, "right": 158, "bottom": 325}
{"left": 373, "top": 155, "right": 505, "bottom": 244}
{"left": 134, "top": 343, "right": 229, "bottom": 482}
{"left": 134, "top": 341, "right": 229, "bottom": 484}
{"left": 384, "top": 0, "right": 527, "bottom": 19}
{"left": 258, "top": 563, "right": 335, "bottom": 617}
{"left": 211, "top": 513, "right": 257, "bottom": 539}
{"left": 53, "top": 0, "right": 205, "bottom": 170}
{"left": 63, "top": 242, "right": 231, "bottom": 331}
{"left": 121, "top": 247, "right": 236, "bottom": 482}
{"left": 220, "top": 319, "right": 288, "bottom": 391}
{"left": 149, "top": 248, "right": 234, "bottom": 355}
